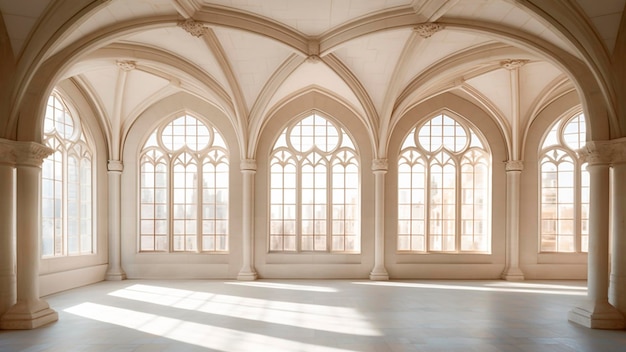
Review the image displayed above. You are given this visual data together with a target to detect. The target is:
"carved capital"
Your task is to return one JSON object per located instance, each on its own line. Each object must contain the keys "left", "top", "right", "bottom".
{"left": 501, "top": 59, "right": 529, "bottom": 70}
{"left": 116, "top": 60, "right": 136, "bottom": 71}
{"left": 178, "top": 18, "right": 205, "bottom": 37}
{"left": 372, "top": 159, "right": 388, "bottom": 172}
{"left": 505, "top": 160, "right": 524, "bottom": 172}
{"left": 13, "top": 141, "right": 53, "bottom": 167}
{"left": 108, "top": 160, "right": 124, "bottom": 172}
{"left": 579, "top": 138, "right": 626, "bottom": 165}
{"left": 240, "top": 159, "right": 257, "bottom": 172}
{"left": 414, "top": 23, "right": 444, "bottom": 38}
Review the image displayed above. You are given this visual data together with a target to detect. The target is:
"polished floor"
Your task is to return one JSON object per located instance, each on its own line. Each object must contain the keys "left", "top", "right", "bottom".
{"left": 1, "top": 280, "right": 625, "bottom": 351}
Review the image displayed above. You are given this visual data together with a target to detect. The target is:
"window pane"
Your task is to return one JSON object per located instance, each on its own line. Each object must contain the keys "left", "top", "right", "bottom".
{"left": 42, "top": 92, "right": 94, "bottom": 257}
{"left": 139, "top": 115, "right": 229, "bottom": 253}
{"left": 539, "top": 114, "right": 586, "bottom": 253}
{"left": 270, "top": 113, "right": 359, "bottom": 253}
{"left": 399, "top": 113, "right": 489, "bottom": 253}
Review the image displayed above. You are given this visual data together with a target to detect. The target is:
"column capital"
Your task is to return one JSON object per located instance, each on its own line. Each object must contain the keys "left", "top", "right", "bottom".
{"left": 13, "top": 141, "right": 53, "bottom": 167}
{"left": 371, "top": 158, "right": 388, "bottom": 173}
{"left": 240, "top": 159, "right": 257, "bottom": 173}
{"left": 579, "top": 138, "right": 626, "bottom": 165}
{"left": 108, "top": 160, "right": 124, "bottom": 172}
{"left": 505, "top": 160, "right": 523, "bottom": 172}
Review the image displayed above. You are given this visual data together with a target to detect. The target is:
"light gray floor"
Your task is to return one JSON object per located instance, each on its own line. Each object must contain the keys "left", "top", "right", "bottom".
{"left": 1, "top": 280, "right": 625, "bottom": 351}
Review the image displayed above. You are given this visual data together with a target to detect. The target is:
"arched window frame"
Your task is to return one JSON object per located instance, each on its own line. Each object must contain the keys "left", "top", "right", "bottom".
{"left": 397, "top": 110, "right": 492, "bottom": 253}
{"left": 268, "top": 111, "right": 360, "bottom": 253}
{"left": 42, "top": 91, "right": 95, "bottom": 257}
{"left": 138, "top": 113, "right": 229, "bottom": 253}
{"left": 538, "top": 112, "right": 588, "bottom": 253}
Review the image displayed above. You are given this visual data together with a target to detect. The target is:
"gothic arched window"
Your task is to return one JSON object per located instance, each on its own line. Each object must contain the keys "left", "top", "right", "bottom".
{"left": 269, "top": 112, "right": 360, "bottom": 252}
{"left": 139, "top": 114, "right": 229, "bottom": 252}
{"left": 398, "top": 112, "right": 491, "bottom": 253}
{"left": 539, "top": 113, "right": 588, "bottom": 252}
{"left": 42, "top": 92, "right": 94, "bottom": 256}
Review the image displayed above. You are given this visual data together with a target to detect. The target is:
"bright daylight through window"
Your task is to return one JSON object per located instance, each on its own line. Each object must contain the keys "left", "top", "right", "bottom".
{"left": 139, "top": 114, "right": 229, "bottom": 252}
{"left": 269, "top": 112, "right": 360, "bottom": 252}
{"left": 42, "top": 92, "right": 94, "bottom": 257}
{"left": 539, "top": 113, "right": 588, "bottom": 253}
{"left": 398, "top": 112, "right": 490, "bottom": 253}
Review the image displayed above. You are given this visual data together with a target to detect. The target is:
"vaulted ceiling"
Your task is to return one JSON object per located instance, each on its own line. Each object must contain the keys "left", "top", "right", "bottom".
{"left": 1, "top": 0, "right": 624, "bottom": 158}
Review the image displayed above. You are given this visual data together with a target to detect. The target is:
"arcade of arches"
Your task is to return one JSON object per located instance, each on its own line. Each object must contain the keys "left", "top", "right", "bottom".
{"left": 1, "top": 0, "right": 626, "bottom": 331}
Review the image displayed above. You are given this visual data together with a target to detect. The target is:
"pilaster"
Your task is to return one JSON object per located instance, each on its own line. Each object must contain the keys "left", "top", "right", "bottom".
{"left": 502, "top": 160, "right": 524, "bottom": 280}
{"left": 105, "top": 160, "right": 126, "bottom": 280}
{"left": 238, "top": 159, "right": 258, "bottom": 280}
{"left": 370, "top": 159, "right": 389, "bottom": 280}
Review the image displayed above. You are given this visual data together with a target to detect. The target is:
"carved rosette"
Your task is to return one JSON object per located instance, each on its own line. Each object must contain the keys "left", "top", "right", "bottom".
{"left": 505, "top": 160, "right": 524, "bottom": 172}
{"left": 500, "top": 59, "right": 529, "bottom": 70}
{"left": 306, "top": 54, "right": 321, "bottom": 64}
{"left": 116, "top": 60, "right": 136, "bottom": 71}
{"left": 579, "top": 138, "right": 626, "bottom": 165}
{"left": 372, "top": 159, "right": 388, "bottom": 173}
{"left": 414, "top": 23, "right": 444, "bottom": 38}
{"left": 240, "top": 159, "right": 257, "bottom": 173}
{"left": 13, "top": 141, "right": 53, "bottom": 168}
{"left": 178, "top": 19, "right": 205, "bottom": 38}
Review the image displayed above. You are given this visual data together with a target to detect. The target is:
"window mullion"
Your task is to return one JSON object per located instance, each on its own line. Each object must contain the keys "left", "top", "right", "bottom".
{"left": 197, "top": 158, "right": 202, "bottom": 253}
{"left": 296, "top": 158, "right": 302, "bottom": 252}
{"left": 455, "top": 156, "right": 461, "bottom": 253}
{"left": 76, "top": 155, "right": 82, "bottom": 255}
{"left": 327, "top": 161, "right": 332, "bottom": 252}
{"left": 62, "top": 149, "right": 68, "bottom": 256}
{"left": 425, "top": 156, "right": 431, "bottom": 253}
{"left": 168, "top": 159, "right": 174, "bottom": 253}
{"left": 575, "top": 160, "right": 581, "bottom": 253}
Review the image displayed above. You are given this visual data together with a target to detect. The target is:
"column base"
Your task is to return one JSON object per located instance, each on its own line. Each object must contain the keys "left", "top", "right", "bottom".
{"left": 370, "top": 267, "right": 389, "bottom": 281}
{"left": 501, "top": 267, "right": 525, "bottom": 281}
{"left": 609, "top": 274, "right": 626, "bottom": 315}
{"left": 105, "top": 270, "right": 127, "bottom": 281}
{"left": 237, "top": 271, "right": 258, "bottom": 281}
{"left": 568, "top": 300, "right": 625, "bottom": 329}
{"left": 0, "top": 300, "right": 58, "bottom": 330}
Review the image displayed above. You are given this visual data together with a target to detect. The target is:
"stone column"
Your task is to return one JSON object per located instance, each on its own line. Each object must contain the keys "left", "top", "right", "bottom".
{"left": 0, "top": 142, "right": 58, "bottom": 329}
{"left": 105, "top": 160, "right": 126, "bottom": 280}
{"left": 609, "top": 138, "right": 626, "bottom": 315}
{"left": 0, "top": 140, "right": 15, "bottom": 318}
{"left": 502, "top": 160, "right": 524, "bottom": 280}
{"left": 370, "top": 159, "right": 389, "bottom": 280}
{"left": 569, "top": 142, "right": 624, "bottom": 329}
{"left": 238, "top": 160, "right": 257, "bottom": 280}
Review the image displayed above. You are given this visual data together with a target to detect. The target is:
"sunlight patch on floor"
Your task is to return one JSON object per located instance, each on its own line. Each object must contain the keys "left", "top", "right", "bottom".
{"left": 107, "top": 284, "right": 381, "bottom": 336}
{"left": 484, "top": 282, "right": 586, "bottom": 290}
{"left": 225, "top": 281, "right": 338, "bottom": 292}
{"left": 65, "top": 302, "right": 356, "bottom": 352}
{"left": 352, "top": 281, "right": 587, "bottom": 296}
